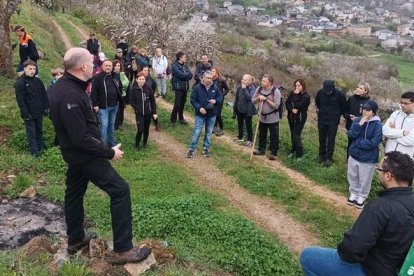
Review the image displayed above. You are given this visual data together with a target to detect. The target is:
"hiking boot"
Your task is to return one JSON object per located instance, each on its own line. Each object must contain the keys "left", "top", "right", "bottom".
{"left": 253, "top": 150, "right": 265, "bottom": 156}
{"left": 111, "top": 246, "right": 152, "bottom": 266}
{"left": 215, "top": 129, "right": 224, "bottom": 136}
{"left": 355, "top": 197, "right": 365, "bottom": 209}
{"left": 67, "top": 232, "right": 97, "bottom": 255}
{"left": 187, "top": 149, "right": 195, "bottom": 158}
{"left": 244, "top": 141, "right": 253, "bottom": 147}
{"left": 268, "top": 154, "right": 277, "bottom": 161}
{"left": 233, "top": 137, "right": 244, "bottom": 143}
{"left": 155, "top": 124, "right": 161, "bottom": 132}
{"left": 179, "top": 119, "right": 188, "bottom": 125}
{"left": 203, "top": 148, "right": 211, "bottom": 157}
{"left": 212, "top": 127, "right": 218, "bottom": 134}
{"left": 347, "top": 194, "right": 357, "bottom": 206}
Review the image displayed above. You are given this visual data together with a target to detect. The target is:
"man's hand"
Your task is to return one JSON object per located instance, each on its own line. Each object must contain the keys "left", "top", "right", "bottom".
{"left": 112, "top": 143, "right": 124, "bottom": 161}
{"left": 258, "top": 95, "right": 267, "bottom": 102}
{"left": 241, "top": 83, "right": 246, "bottom": 89}
{"left": 208, "top": 99, "right": 216, "bottom": 104}
{"left": 389, "top": 122, "right": 395, "bottom": 129}
{"left": 153, "top": 114, "right": 158, "bottom": 120}
{"left": 93, "top": 106, "right": 99, "bottom": 113}
{"left": 350, "top": 115, "right": 356, "bottom": 121}
{"left": 200, "top": 108, "right": 207, "bottom": 114}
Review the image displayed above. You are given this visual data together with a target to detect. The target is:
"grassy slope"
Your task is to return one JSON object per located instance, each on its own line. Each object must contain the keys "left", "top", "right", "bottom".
{"left": 0, "top": 3, "right": 302, "bottom": 275}
{"left": 380, "top": 53, "right": 414, "bottom": 91}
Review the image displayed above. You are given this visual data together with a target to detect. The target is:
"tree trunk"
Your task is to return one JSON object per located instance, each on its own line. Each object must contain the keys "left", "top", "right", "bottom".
{"left": 0, "top": 15, "right": 14, "bottom": 78}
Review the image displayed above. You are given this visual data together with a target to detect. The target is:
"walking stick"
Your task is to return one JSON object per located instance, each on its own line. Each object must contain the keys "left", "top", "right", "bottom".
{"left": 251, "top": 101, "right": 264, "bottom": 160}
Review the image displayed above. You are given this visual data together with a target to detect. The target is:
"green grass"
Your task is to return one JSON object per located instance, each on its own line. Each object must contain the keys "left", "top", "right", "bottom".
{"left": 156, "top": 107, "right": 355, "bottom": 247}
{"left": 380, "top": 53, "right": 414, "bottom": 91}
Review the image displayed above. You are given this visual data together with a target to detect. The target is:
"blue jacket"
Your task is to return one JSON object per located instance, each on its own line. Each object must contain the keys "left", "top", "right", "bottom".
{"left": 191, "top": 81, "right": 223, "bottom": 118}
{"left": 348, "top": 116, "right": 382, "bottom": 163}
{"left": 171, "top": 60, "right": 193, "bottom": 91}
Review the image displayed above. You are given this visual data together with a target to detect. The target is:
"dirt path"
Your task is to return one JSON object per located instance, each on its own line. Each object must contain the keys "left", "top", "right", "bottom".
{"left": 63, "top": 18, "right": 89, "bottom": 41}
{"left": 123, "top": 111, "right": 318, "bottom": 255}
{"left": 50, "top": 18, "right": 73, "bottom": 49}
{"left": 156, "top": 100, "right": 361, "bottom": 219}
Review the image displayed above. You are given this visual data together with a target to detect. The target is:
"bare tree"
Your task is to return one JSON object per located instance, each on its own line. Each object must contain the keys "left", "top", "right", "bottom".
{"left": 0, "top": 0, "right": 22, "bottom": 78}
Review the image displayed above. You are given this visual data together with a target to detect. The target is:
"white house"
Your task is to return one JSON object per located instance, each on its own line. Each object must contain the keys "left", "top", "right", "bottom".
{"left": 223, "top": 1, "right": 232, "bottom": 8}
{"left": 375, "top": 29, "right": 395, "bottom": 40}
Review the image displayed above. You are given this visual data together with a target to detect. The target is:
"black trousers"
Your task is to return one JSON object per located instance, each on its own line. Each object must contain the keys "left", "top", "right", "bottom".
{"left": 170, "top": 89, "right": 187, "bottom": 123}
{"left": 135, "top": 113, "right": 152, "bottom": 147}
{"left": 215, "top": 103, "right": 224, "bottom": 129}
{"left": 236, "top": 112, "right": 253, "bottom": 142}
{"left": 65, "top": 158, "right": 133, "bottom": 253}
{"left": 318, "top": 121, "right": 339, "bottom": 161}
{"left": 115, "top": 97, "right": 126, "bottom": 130}
{"left": 24, "top": 117, "right": 44, "bottom": 157}
{"left": 288, "top": 119, "right": 305, "bottom": 157}
{"left": 258, "top": 121, "right": 279, "bottom": 155}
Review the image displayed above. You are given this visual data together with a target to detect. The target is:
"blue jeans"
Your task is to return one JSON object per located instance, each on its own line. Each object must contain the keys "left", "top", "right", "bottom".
{"left": 98, "top": 104, "right": 118, "bottom": 147}
{"left": 189, "top": 115, "right": 216, "bottom": 150}
{"left": 300, "top": 247, "right": 366, "bottom": 276}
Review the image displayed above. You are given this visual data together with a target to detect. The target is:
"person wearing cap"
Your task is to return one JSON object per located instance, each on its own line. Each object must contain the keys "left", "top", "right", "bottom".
{"left": 383, "top": 91, "right": 414, "bottom": 160}
{"left": 14, "top": 25, "right": 39, "bottom": 76}
{"left": 114, "top": 48, "right": 128, "bottom": 70}
{"left": 347, "top": 100, "right": 382, "bottom": 209}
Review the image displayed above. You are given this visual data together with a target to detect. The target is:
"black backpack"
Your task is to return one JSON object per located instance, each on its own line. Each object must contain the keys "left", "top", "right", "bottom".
{"left": 258, "top": 86, "right": 284, "bottom": 119}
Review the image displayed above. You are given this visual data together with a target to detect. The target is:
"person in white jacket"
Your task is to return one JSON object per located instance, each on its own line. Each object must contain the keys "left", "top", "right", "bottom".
{"left": 383, "top": 91, "right": 414, "bottom": 159}
{"left": 152, "top": 48, "right": 168, "bottom": 99}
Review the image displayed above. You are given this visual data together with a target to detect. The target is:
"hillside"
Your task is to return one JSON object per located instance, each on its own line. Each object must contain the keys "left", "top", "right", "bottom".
{"left": 0, "top": 1, "right": 399, "bottom": 275}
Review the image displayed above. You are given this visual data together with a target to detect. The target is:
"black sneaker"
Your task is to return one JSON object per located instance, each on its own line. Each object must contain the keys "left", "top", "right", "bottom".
{"left": 187, "top": 149, "right": 195, "bottom": 158}
{"left": 253, "top": 150, "right": 265, "bottom": 156}
{"left": 203, "top": 148, "right": 211, "bottom": 157}
{"left": 268, "top": 154, "right": 277, "bottom": 160}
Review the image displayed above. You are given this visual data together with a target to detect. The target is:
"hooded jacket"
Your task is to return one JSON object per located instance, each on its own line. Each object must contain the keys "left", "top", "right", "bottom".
{"left": 315, "top": 80, "right": 347, "bottom": 124}
{"left": 15, "top": 74, "right": 49, "bottom": 120}
{"left": 344, "top": 94, "right": 371, "bottom": 130}
{"left": 383, "top": 110, "right": 414, "bottom": 159}
{"left": 129, "top": 83, "right": 156, "bottom": 116}
{"left": 338, "top": 187, "right": 414, "bottom": 276}
{"left": 234, "top": 84, "right": 257, "bottom": 117}
{"left": 191, "top": 81, "right": 223, "bottom": 118}
{"left": 348, "top": 116, "right": 382, "bottom": 163}
{"left": 285, "top": 91, "right": 311, "bottom": 123}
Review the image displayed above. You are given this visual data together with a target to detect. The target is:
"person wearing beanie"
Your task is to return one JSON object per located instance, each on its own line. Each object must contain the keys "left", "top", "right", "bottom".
{"left": 347, "top": 100, "right": 382, "bottom": 209}
{"left": 315, "top": 80, "right": 347, "bottom": 167}
{"left": 344, "top": 82, "right": 371, "bottom": 159}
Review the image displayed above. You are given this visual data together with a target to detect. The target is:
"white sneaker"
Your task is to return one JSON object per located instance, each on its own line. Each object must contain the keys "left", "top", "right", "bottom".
{"left": 355, "top": 196, "right": 365, "bottom": 209}
{"left": 347, "top": 194, "right": 357, "bottom": 206}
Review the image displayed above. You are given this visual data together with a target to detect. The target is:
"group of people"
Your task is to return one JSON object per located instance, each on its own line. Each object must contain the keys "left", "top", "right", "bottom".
{"left": 11, "top": 25, "right": 414, "bottom": 273}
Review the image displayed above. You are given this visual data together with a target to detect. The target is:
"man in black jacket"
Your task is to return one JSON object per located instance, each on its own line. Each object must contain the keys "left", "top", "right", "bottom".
{"left": 91, "top": 59, "right": 122, "bottom": 147}
{"left": 15, "top": 60, "right": 48, "bottom": 157}
{"left": 194, "top": 54, "right": 213, "bottom": 86}
{"left": 315, "top": 80, "right": 346, "bottom": 167}
{"left": 86, "top": 33, "right": 100, "bottom": 56}
{"left": 300, "top": 151, "right": 414, "bottom": 276}
{"left": 170, "top": 51, "right": 193, "bottom": 126}
{"left": 49, "top": 48, "right": 150, "bottom": 264}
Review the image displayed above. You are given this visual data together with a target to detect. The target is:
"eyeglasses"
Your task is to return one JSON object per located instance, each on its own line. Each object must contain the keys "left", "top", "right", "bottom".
{"left": 375, "top": 166, "right": 388, "bottom": 173}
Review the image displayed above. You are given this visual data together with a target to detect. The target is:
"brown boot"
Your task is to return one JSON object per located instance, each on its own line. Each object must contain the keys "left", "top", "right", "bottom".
{"left": 155, "top": 124, "right": 161, "bottom": 132}
{"left": 67, "top": 232, "right": 97, "bottom": 255}
{"left": 111, "top": 246, "right": 152, "bottom": 265}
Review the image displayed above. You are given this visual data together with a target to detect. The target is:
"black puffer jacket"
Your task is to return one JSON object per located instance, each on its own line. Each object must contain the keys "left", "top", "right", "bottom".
{"left": 315, "top": 80, "right": 347, "bottom": 124}
{"left": 15, "top": 75, "right": 49, "bottom": 120}
{"left": 285, "top": 91, "right": 311, "bottom": 123}
{"left": 129, "top": 83, "right": 156, "bottom": 116}
{"left": 338, "top": 187, "right": 414, "bottom": 276}
{"left": 171, "top": 60, "right": 193, "bottom": 91}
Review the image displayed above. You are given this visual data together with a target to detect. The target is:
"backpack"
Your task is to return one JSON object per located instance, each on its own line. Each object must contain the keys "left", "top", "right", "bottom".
{"left": 258, "top": 86, "right": 284, "bottom": 119}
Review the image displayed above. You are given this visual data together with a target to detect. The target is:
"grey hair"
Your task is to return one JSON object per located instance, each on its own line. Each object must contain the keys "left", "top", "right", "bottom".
{"left": 203, "top": 70, "right": 213, "bottom": 77}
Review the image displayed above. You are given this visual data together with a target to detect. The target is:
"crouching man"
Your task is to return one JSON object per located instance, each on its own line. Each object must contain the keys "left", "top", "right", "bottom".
{"left": 300, "top": 151, "right": 414, "bottom": 276}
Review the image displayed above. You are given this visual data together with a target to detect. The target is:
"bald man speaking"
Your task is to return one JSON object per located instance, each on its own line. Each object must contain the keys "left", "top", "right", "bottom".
{"left": 49, "top": 48, "right": 151, "bottom": 265}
